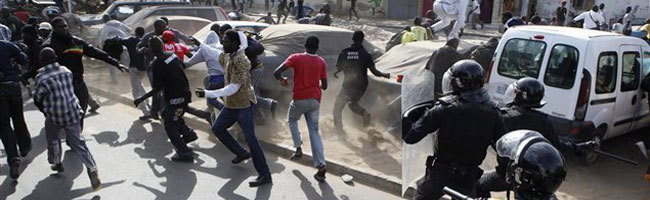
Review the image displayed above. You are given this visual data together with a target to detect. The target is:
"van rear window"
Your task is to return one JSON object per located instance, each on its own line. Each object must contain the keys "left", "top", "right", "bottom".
{"left": 544, "top": 44, "right": 579, "bottom": 89}
{"left": 497, "top": 38, "right": 547, "bottom": 80}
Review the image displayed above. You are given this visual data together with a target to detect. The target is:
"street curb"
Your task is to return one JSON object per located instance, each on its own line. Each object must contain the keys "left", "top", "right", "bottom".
{"left": 86, "top": 85, "right": 415, "bottom": 199}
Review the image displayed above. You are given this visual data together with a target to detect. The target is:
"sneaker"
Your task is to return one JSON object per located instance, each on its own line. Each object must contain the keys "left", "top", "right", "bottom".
{"left": 249, "top": 175, "right": 272, "bottom": 187}
{"left": 290, "top": 147, "right": 303, "bottom": 160}
{"left": 314, "top": 165, "right": 327, "bottom": 182}
{"left": 232, "top": 153, "right": 251, "bottom": 164}
{"left": 183, "top": 132, "right": 198, "bottom": 144}
{"left": 20, "top": 143, "right": 32, "bottom": 157}
{"left": 51, "top": 163, "right": 65, "bottom": 173}
{"left": 89, "top": 104, "right": 100, "bottom": 113}
{"left": 171, "top": 154, "right": 194, "bottom": 163}
{"left": 362, "top": 113, "right": 371, "bottom": 127}
{"left": 88, "top": 169, "right": 102, "bottom": 191}
{"left": 9, "top": 159, "right": 20, "bottom": 179}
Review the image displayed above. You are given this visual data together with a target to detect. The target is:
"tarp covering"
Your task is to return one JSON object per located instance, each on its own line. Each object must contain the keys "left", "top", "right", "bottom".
{"left": 259, "top": 24, "right": 384, "bottom": 59}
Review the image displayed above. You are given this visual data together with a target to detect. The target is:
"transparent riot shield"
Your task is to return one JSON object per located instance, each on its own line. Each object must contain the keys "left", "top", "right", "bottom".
{"left": 401, "top": 68, "right": 436, "bottom": 196}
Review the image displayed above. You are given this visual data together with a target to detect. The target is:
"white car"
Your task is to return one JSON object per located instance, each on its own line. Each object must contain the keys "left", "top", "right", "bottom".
{"left": 486, "top": 25, "right": 650, "bottom": 163}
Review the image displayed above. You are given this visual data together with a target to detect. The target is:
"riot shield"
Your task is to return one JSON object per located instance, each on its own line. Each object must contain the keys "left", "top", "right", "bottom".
{"left": 401, "top": 67, "right": 436, "bottom": 196}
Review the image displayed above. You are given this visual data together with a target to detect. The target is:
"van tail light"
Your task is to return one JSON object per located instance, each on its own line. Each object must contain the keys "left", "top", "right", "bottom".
{"left": 574, "top": 69, "right": 591, "bottom": 121}
{"left": 485, "top": 59, "right": 494, "bottom": 83}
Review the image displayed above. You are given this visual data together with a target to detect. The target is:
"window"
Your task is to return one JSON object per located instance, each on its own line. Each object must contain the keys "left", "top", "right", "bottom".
{"left": 497, "top": 38, "right": 547, "bottom": 79}
{"left": 544, "top": 44, "right": 579, "bottom": 89}
{"left": 112, "top": 5, "right": 135, "bottom": 20}
{"left": 643, "top": 51, "right": 650, "bottom": 76}
{"left": 595, "top": 52, "right": 617, "bottom": 94}
{"left": 622, "top": 52, "right": 641, "bottom": 91}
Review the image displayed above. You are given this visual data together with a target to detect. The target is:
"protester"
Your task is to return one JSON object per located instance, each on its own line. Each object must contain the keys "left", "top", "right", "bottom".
{"left": 0, "top": 39, "right": 28, "bottom": 179}
{"left": 470, "top": 0, "right": 483, "bottom": 30}
{"left": 470, "top": 37, "right": 498, "bottom": 74}
{"left": 529, "top": 15, "right": 542, "bottom": 25}
{"left": 13, "top": 7, "right": 29, "bottom": 23}
{"left": 623, "top": 6, "right": 634, "bottom": 35}
{"left": 314, "top": 7, "right": 332, "bottom": 26}
{"left": 38, "top": 22, "right": 52, "bottom": 40}
{"left": 276, "top": 0, "right": 289, "bottom": 24}
{"left": 257, "top": 12, "right": 276, "bottom": 24}
{"left": 20, "top": 25, "right": 44, "bottom": 83}
{"left": 400, "top": 26, "right": 416, "bottom": 44}
{"left": 99, "top": 14, "right": 131, "bottom": 83}
{"left": 134, "top": 36, "right": 198, "bottom": 162}
{"left": 411, "top": 17, "right": 427, "bottom": 41}
{"left": 639, "top": 19, "right": 650, "bottom": 44}
{"left": 598, "top": 3, "right": 609, "bottom": 31}
{"left": 185, "top": 30, "right": 226, "bottom": 113}
{"left": 333, "top": 31, "right": 390, "bottom": 131}
{"left": 296, "top": 0, "right": 306, "bottom": 20}
{"left": 502, "top": 12, "right": 524, "bottom": 32}
{"left": 0, "top": 7, "right": 23, "bottom": 41}
{"left": 33, "top": 47, "right": 102, "bottom": 190}
{"left": 425, "top": 38, "right": 462, "bottom": 99}
{"left": 349, "top": 0, "right": 359, "bottom": 21}
{"left": 196, "top": 30, "right": 272, "bottom": 187}
{"left": 43, "top": 17, "right": 127, "bottom": 129}
{"left": 429, "top": 0, "right": 468, "bottom": 40}
{"left": 556, "top": 1, "right": 568, "bottom": 26}
{"left": 161, "top": 30, "right": 191, "bottom": 61}
{"left": 116, "top": 27, "right": 152, "bottom": 119}
{"left": 369, "top": 0, "right": 384, "bottom": 17}
{"left": 273, "top": 35, "right": 328, "bottom": 181}
{"left": 573, "top": 6, "right": 605, "bottom": 30}
{"left": 421, "top": 10, "right": 437, "bottom": 27}
{"left": 61, "top": 12, "right": 84, "bottom": 37}
{"left": 612, "top": 18, "right": 624, "bottom": 34}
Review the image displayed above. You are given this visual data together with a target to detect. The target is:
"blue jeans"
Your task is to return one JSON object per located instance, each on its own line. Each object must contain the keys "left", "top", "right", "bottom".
{"left": 162, "top": 104, "right": 196, "bottom": 158}
{"left": 204, "top": 75, "right": 225, "bottom": 110}
{"left": 288, "top": 99, "right": 325, "bottom": 167}
{"left": 212, "top": 105, "right": 270, "bottom": 176}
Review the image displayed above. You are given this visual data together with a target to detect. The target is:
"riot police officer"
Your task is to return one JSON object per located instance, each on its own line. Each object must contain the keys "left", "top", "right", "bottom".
{"left": 494, "top": 130, "right": 567, "bottom": 200}
{"left": 402, "top": 59, "right": 505, "bottom": 200}
{"left": 477, "top": 77, "right": 581, "bottom": 197}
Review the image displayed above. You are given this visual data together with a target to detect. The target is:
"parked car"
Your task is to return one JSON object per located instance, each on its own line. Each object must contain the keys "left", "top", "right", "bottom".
{"left": 80, "top": 0, "right": 192, "bottom": 26}
{"left": 137, "top": 15, "right": 212, "bottom": 36}
{"left": 193, "top": 21, "right": 270, "bottom": 41}
{"left": 86, "top": 6, "right": 229, "bottom": 46}
{"left": 486, "top": 25, "right": 650, "bottom": 163}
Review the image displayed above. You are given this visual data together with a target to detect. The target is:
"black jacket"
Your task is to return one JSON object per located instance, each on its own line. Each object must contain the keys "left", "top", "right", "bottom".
{"left": 336, "top": 43, "right": 383, "bottom": 93}
{"left": 404, "top": 95, "right": 506, "bottom": 166}
{"left": 42, "top": 33, "right": 119, "bottom": 82}
{"left": 118, "top": 35, "right": 145, "bottom": 71}
{"left": 20, "top": 38, "right": 43, "bottom": 80}
{"left": 245, "top": 37, "right": 265, "bottom": 69}
{"left": 425, "top": 45, "right": 463, "bottom": 99}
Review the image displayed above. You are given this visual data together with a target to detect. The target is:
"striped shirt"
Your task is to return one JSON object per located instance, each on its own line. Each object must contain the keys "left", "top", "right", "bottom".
{"left": 33, "top": 63, "right": 84, "bottom": 126}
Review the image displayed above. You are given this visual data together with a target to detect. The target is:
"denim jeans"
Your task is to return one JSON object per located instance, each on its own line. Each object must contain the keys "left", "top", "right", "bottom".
{"left": 288, "top": 99, "right": 325, "bottom": 167}
{"left": 203, "top": 75, "right": 225, "bottom": 111}
{"left": 129, "top": 68, "right": 150, "bottom": 115}
{"left": 212, "top": 105, "right": 270, "bottom": 176}
{"left": 251, "top": 68, "right": 275, "bottom": 111}
{"left": 44, "top": 119, "right": 97, "bottom": 170}
{"left": 162, "top": 104, "right": 196, "bottom": 158}
{"left": 0, "top": 82, "right": 31, "bottom": 154}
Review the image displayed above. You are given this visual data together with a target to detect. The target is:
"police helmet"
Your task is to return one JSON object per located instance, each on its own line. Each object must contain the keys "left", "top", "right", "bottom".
{"left": 441, "top": 60, "right": 485, "bottom": 94}
{"left": 504, "top": 77, "right": 546, "bottom": 108}
{"left": 497, "top": 130, "right": 567, "bottom": 200}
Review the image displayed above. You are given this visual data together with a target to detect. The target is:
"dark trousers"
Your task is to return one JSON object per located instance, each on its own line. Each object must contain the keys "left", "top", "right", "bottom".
{"left": 73, "top": 81, "right": 89, "bottom": 129}
{"left": 333, "top": 88, "right": 369, "bottom": 129}
{"left": 0, "top": 82, "right": 31, "bottom": 153}
{"left": 349, "top": 7, "right": 359, "bottom": 20}
{"left": 147, "top": 68, "right": 163, "bottom": 116}
{"left": 0, "top": 82, "right": 22, "bottom": 163}
{"left": 476, "top": 171, "right": 510, "bottom": 198}
{"left": 162, "top": 104, "right": 196, "bottom": 157}
{"left": 212, "top": 105, "right": 270, "bottom": 176}
{"left": 414, "top": 161, "right": 481, "bottom": 200}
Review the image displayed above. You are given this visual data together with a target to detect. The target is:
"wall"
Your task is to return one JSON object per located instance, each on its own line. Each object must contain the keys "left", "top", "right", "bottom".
{"left": 248, "top": 0, "right": 423, "bottom": 19}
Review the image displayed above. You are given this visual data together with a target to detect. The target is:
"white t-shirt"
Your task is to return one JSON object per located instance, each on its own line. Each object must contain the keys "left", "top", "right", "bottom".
{"left": 471, "top": 0, "right": 481, "bottom": 15}
{"left": 574, "top": 10, "right": 605, "bottom": 29}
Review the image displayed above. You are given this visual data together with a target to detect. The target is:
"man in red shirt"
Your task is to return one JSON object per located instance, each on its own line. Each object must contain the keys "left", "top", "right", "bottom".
{"left": 273, "top": 36, "right": 328, "bottom": 181}
{"left": 161, "top": 30, "right": 191, "bottom": 61}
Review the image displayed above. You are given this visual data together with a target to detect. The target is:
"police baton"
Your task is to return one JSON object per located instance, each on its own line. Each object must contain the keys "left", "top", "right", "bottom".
{"left": 591, "top": 149, "right": 638, "bottom": 166}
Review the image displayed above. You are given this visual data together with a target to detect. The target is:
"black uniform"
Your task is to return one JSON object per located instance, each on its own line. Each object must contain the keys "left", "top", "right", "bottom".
{"left": 404, "top": 95, "right": 506, "bottom": 200}
{"left": 333, "top": 43, "right": 384, "bottom": 129}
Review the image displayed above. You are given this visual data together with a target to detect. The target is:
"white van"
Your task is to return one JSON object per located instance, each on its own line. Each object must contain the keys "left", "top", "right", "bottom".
{"left": 486, "top": 26, "right": 650, "bottom": 162}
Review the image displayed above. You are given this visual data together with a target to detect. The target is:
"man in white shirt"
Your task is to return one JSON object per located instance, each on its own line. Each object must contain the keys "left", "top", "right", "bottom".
{"left": 573, "top": 5, "right": 604, "bottom": 30}
{"left": 429, "top": 0, "right": 470, "bottom": 40}
{"left": 99, "top": 14, "right": 132, "bottom": 83}
{"left": 470, "top": 0, "right": 482, "bottom": 30}
{"left": 598, "top": 3, "right": 608, "bottom": 31}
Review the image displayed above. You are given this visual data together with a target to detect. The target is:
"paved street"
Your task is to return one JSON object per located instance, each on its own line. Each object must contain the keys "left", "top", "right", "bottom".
{"left": 0, "top": 96, "right": 403, "bottom": 200}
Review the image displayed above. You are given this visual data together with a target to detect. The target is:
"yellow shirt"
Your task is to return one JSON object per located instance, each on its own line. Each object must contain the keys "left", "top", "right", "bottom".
{"left": 411, "top": 26, "right": 427, "bottom": 41}
{"left": 642, "top": 24, "right": 650, "bottom": 39}
{"left": 401, "top": 31, "right": 416, "bottom": 44}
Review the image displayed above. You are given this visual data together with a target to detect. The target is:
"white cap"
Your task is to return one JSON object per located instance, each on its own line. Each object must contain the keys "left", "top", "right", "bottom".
{"left": 38, "top": 22, "right": 52, "bottom": 31}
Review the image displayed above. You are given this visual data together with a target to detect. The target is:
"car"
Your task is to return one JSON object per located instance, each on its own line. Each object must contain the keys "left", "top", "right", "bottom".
{"left": 136, "top": 15, "right": 212, "bottom": 37}
{"left": 86, "top": 6, "right": 229, "bottom": 46}
{"left": 193, "top": 21, "right": 270, "bottom": 41}
{"left": 485, "top": 25, "right": 650, "bottom": 163}
{"left": 80, "top": 0, "right": 192, "bottom": 26}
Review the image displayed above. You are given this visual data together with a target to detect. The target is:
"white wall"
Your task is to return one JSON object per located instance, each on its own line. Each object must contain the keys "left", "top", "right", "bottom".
{"left": 536, "top": 0, "right": 650, "bottom": 24}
